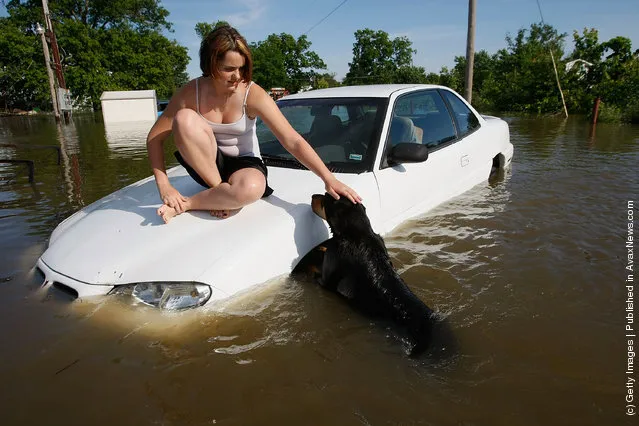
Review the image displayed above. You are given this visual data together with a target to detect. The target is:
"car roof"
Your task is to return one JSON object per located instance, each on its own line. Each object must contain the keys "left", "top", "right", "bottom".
{"left": 280, "top": 84, "right": 446, "bottom": 100}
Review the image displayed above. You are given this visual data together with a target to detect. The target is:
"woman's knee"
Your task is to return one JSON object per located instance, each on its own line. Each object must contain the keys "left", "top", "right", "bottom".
{"left": 172, "top": 109, "right": 213, "bottom": 147}
{"left": 231, "top": 172, "right": 266, "bottom": 204}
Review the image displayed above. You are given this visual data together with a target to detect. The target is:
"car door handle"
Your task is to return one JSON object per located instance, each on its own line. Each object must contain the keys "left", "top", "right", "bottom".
{"left": 460, "top": 155, "right": 469, "bottom": 167}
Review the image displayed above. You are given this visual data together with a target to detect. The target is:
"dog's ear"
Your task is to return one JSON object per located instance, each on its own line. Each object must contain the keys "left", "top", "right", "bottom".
{"left": 311, "top": 194, "right": 327, "bottom": 220}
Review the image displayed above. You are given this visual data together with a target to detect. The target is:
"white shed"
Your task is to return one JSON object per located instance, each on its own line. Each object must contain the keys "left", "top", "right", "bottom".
{"left": 100, "top": 90, "right": 158, "bottom": 123}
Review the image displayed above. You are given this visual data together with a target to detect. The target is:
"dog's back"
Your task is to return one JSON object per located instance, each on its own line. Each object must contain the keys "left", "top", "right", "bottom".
{"left": 335, "top": 232, "right": 434, "bottom": 355}
{"left": 312, "top": 194, "right": 434, "bottom": 355}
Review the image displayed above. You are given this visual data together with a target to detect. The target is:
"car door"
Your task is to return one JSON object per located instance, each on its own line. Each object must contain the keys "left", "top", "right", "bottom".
{"left": 439, "top": 89, "right": 492, "bottom": 189}
{"left": 374, "top": 89, "right": 462, "bottom": 232}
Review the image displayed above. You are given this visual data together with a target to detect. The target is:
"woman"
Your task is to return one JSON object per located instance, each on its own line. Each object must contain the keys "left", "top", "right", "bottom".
{"left": 147, "top": 26, "right": 361, "bottom": 223}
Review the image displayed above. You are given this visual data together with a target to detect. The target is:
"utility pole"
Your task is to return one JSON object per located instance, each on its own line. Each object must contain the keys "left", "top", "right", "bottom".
{"left": 42, "top": 0, "right": 66, "bottom": 90}
{"left": 41, "top": 0, "right": 71, "bottom": 123}
{"left": 36, "top": 22, "right": 60, "bottom": 122}
{"left": 464, "top": 0, "right": 476, "bottom": 104}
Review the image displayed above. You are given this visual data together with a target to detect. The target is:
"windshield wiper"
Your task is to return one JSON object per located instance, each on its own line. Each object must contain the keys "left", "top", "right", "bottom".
{"left": 324, "top": 161, "right": 368, "bottom": 174}
{"left": 261, "top": 154, "right": 307, "bottom": 170}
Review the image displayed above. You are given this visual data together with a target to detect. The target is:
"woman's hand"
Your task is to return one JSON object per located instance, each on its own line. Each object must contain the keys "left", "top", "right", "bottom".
{"left": 324, "top": 176, "right": 363, "bottom": 204}
{"left": 159, "top": 183, "right": 188, "bottom": 214}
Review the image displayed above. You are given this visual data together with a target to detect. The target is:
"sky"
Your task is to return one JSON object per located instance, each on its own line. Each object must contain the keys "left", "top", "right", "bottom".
{"left": 2, "top": 0, "right": 639, "bottom": 81}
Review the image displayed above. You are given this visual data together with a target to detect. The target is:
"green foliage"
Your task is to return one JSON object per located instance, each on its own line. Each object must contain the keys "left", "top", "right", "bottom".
{"left": 626, "top": 99, "right": 639, "bottom": 124}
{"left": 449, "top": 51, "right": 495, "bottom": 96}
{"left": 424, "top": 72, "right": 440, "bottom": 84}
{"left": 593, "top": 101, "right": 623, "bottom": 123}
{"left": 344, "top": 29, "right": 416, "bottom": 85}
{"left": 0, "top": 17, "right": 50, "bottom": 110}
{"left": 250, "top": 33, "right": 326, "bottom": 93}
{"left": 0, "top": 0, "right": 188, "bottom": 111}
{"left": 314, "top": 72, "right": 341, "bottom": 89}
{"left": 483, "top": 23, "right": 568, "bottom": 114}
{"left": 565, "top": 28, "right": 639, "bottom": 122}
{"left": 333, "top": 22, "right": 637, "bottom": 121}
{"left": 430, "top": 24, "right": 638, "bottom": 120}
{"left": 7, "top": 0, "right": 174, "bottom": 31}
{"left": 194, "top": 21, "right": 231, "bottom": 40}
{"left": 2, "top": 4, "right": 637, "bottom": 123}
{"left": 571, "top": 27, "right": 604, "bottom": 64}
{"left": 394, "top": 66, "right": 428, "bottom": 84}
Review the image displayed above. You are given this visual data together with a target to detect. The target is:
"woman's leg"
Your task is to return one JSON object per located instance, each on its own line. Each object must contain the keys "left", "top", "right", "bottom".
{"left": 172, "top": 108, "right": 233, "bottom": 217}
{"left": 157, "top": 168, "right": 266, "bottom": 223}
{"left": 172, "top": 108, "right": 222, "bottom": 187}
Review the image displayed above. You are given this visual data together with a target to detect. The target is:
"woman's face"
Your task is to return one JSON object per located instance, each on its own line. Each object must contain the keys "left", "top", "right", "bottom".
{"left": 215, "top": 50, "right": 246, "bottom": 91}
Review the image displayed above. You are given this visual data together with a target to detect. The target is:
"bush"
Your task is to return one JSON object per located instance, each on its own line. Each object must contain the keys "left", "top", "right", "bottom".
{"left": 623, "top": 100, "right": 639, "bottom": 124}
{"left": 589, "top": 101, "right": 623, "bottom": 123}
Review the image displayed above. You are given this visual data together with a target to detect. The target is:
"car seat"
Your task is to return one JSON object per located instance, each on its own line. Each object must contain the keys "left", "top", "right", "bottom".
{"left": 389, "top": 116, "right": 418, "bottom": 146}
{"left": 309, "top": 107, "right": 343, "bottom": 147}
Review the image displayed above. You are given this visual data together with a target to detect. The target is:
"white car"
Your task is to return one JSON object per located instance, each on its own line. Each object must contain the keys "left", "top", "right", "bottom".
{"left": 35, "top": 84, "right": 513, "bottom": 310}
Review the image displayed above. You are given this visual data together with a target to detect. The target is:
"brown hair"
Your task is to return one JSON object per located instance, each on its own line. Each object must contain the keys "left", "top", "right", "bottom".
{"left": 199, "top": 25, "right": 252, "bottom": 82}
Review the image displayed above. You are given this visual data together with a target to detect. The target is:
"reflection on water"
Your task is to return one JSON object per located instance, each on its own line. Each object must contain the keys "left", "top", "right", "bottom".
{"left": 0, "top": 114, "right": 637, "bottom": 425}
{"left": 104, "top": 120, "right": 155, "bottom": 157}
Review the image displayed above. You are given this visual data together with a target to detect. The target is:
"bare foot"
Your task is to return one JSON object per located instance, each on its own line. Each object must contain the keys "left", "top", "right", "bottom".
{"left": 210, "top": 208, "right": 241, "bottom": 219}
{"left": 157, "top": 204, "right": 179, "bottom": 224}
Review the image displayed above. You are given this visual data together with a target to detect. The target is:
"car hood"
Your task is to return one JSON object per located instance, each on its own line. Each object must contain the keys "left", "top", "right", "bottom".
{"left": 40, "top": 165, "right": 376, "bottom": 299}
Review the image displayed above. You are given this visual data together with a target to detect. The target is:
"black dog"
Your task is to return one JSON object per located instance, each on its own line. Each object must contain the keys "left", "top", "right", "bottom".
{"left": 311, "top": 193, "right": 435, "bottom": 355}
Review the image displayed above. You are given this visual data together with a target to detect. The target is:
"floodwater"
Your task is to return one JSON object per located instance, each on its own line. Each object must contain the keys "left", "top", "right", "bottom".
{"left": 0, "top": 114, "right": 637, "bottom": 425}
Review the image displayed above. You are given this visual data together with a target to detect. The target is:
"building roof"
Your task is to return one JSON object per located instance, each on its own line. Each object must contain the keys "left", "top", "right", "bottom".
{"left": 100, "top": 90, "right": 157, "bottom": 101}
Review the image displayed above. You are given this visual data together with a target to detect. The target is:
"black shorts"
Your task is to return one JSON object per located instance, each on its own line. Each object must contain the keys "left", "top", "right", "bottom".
{"left": 175, "top": 150, "right": 274, "bottom": 197}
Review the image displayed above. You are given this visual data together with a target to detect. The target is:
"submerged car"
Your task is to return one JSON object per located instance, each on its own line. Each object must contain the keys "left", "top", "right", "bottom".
{"left": 35, "top": 84, "right": 513, "bottom": 310}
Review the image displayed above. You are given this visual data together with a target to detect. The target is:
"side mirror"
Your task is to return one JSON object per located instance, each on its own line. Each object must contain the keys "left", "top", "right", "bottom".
{"left": 387, "top": 143, "right": 429, "bottom": 165}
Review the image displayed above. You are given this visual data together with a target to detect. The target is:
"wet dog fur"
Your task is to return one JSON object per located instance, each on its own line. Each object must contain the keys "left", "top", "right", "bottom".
{"left": 311, "top": 193, "right": 435, "bottom": 355}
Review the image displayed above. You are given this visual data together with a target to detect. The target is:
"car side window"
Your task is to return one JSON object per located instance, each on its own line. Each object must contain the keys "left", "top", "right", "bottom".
{"left": 387, "top": 90, "right": 456, "bottom": 149}
{"left": 441, "top": 90, "right": 480, "bottom": 136}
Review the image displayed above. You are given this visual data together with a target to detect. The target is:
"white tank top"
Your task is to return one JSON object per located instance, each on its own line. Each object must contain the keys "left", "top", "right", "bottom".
{"left": 195, "top": 78, "right": 260, "bottom": 157}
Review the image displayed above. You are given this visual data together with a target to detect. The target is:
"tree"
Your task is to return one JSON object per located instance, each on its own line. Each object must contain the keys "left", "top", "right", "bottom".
{"left": 424, "top": 72, "right": 440, "bottom": 84}
{"left": 195, "top": 20, "right": 231, "bottom": 40}
{"left": 250, "top": 33, "right": 326, "bottom": 93}
{"left": 314, "top": 72, "right": 341, "bottom": 89}
{"left": 486, "top": 23, "right": 567, "bottom": 113}
{"left": 0, "top": 16, "right": 49, "bottom": 110}
{"left": 446, "top": 50, "right": 497, "bottom": 110}
{"left": 570, "top": 28, "right": 604, "bottom": 65}
{"left": 1, "top": 0, "right": 188, "bottom": 110}
{"left": 565, "top": 28, "right": 639, "bottom": 121}
{"left": 344, "top": 29, "right": 415, "bottom": 85}
{"left": 594, "top": 35, "right": 638, "bottom": 122}
{"left": 449, "top": 50, "right": 495, "bottom": 93}
{"left": 394, "top": 65, "right": 428, "bottom": 84}
{"left": 5, "top": 0, "right": 173, "bottom": 31}
{"left": 437, "top": 66, "right": 454, "bottom": 88}
{"left": 563, "top": 28, "right": 602, "bottom": 112}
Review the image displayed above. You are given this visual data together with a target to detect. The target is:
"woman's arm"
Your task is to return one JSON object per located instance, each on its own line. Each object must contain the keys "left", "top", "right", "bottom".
{"left": 247, "top": 84, "right": 362, "bottom": 203}
{"left": 146, "top": 83, "right": 191, "bottom": 212}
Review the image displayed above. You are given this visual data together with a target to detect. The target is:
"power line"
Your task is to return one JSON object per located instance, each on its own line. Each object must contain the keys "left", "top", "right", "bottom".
{"left": 302, "top": 0, "right": 349, "bottom": 36}
{"left": 535, "top": 0, "right": 546, "bottom": 24}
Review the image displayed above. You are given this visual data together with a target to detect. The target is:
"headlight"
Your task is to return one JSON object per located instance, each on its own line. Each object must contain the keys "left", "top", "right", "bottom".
{"left": 111, "top": 282, "right": 212, "bottom": 310}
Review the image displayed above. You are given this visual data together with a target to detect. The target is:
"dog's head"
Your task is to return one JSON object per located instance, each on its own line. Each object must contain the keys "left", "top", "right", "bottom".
{"left": 311, "top": 193, "right": 371, "bottom": 236}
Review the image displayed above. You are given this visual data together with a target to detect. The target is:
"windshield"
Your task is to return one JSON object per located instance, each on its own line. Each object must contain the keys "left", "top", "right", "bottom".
{"left": 257, "top": 97, "right": 388, "bottom": 173}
